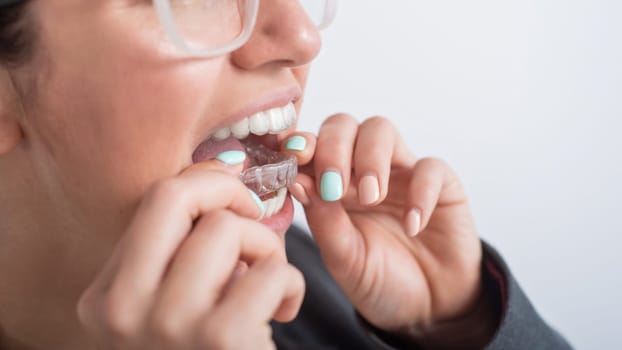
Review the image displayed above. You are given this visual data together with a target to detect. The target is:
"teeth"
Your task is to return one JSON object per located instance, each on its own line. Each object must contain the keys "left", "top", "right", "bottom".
{"left": 284, "top": 102, "right": 296, "bottom": 126}
{"left": 260, "top": 188, "right": 288, "bottom": 219}
{"left": 266, "top": 108, "right": 286, "bottom": 132}
{"left": 213, "top": 127, "right": 231, "bottom": 140}
{"left": 213, "top": 102, "right": 296, "bottom": 140}
{"left": 249, "top": 112, "right": 269, "bottom": 135}
{"left": 230, "top": 117, "right": 250, "bottom": 139}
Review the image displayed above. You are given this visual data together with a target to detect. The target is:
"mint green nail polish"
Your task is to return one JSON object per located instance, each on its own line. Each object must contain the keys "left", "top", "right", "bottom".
{"left": 248, "top": 189, "right": 265, "bottom": 214}
{"left": 216, "top": 150, "right": 246, "bottom": 165}
{"left": 320, "top": 171, "right": 343, "bottom": 202}
{"left": 285, "top": 136, "right": 307, "bottom": 151}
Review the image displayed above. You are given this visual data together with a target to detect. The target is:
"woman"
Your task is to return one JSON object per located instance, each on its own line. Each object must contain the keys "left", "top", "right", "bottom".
{"left": 0, "top": 1, "right": 572, "bottom": 349}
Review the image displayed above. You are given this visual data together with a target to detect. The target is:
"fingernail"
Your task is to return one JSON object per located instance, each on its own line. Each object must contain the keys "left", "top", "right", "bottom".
{"left": 285, "top": 136, "right": 307, "bottom": 151}
{"left": 320, "top": 171, "right": 343, "bottom": 202}
{"left": 358, "top": 175, "right": 380, "bottom": 205}
{"left": 248, "top": 189, "right": 266, "bottom": 216}
{"left": 216, "top": 150, "right": 246, "bottom": 165}
{"left": 405, "top": 208, "right": 422, "bottom": 237}
{"left": 290, "top": 182, "right": 311, "bottom": 206}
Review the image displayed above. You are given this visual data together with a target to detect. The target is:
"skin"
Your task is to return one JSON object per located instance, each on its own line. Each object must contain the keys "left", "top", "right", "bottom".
{"left": 0, "top": 0, "right": 497, "bottom": 349}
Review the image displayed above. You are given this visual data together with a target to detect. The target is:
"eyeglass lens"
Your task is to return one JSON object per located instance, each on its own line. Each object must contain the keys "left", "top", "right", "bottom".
{"left": 168, "top": 0, "right": 245, "bottom": 51}
{"left": 167, "top": 0, "right": 332, "bottom": 51}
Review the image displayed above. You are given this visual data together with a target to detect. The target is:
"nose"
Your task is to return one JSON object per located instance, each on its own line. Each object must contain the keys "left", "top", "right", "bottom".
{"left": 230, "top": 0, "right": 322, "bottom": 70}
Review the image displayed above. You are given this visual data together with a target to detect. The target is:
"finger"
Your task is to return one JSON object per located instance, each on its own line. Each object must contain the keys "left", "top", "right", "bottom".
{"left": 288, "top": 175, "right": 312, "bottom": 207}
{"left": 177, "top": 158, "right": 266, "bottom": 220}
{"left": 149, "top": 211, "right": 284, "bottom": 336}
{"left": 212, "top": 256, "right": 305, "bottom": 324}
{"left": 99, "top": 159, "right": 264, "bottom": 311}
{"left": 404, "top": 158, "right": 466, "bottom": 236}
{"left": 352, "top": 117, "right": 396, "bottom": 206}
{"left": 88, "top": 156, "right": 251, "bottom": 287}
{"left": 89, "top": 158, "right": 245, "bottom": 283}
{"left": 182, "top": 151, "right": 247, "bottom": 176}
{"left": 291, "top": 173, "right": 360, "bottom": 272}
{"left": 314, "top": 114, "right": 359, "bottom": 202}
{"left": 355, "top": 116, "right": 418, "bottom": 206}
{"left": 279, "top": 132, "right": 317, "bottom": 167}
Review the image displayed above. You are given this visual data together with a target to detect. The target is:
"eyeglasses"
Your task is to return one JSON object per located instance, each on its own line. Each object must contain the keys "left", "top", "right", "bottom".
{"left": 154, "top": 0, "right": 338, "bottom": 58}
{"left": 0, "top": 0, "right": 337, "bottom": 58}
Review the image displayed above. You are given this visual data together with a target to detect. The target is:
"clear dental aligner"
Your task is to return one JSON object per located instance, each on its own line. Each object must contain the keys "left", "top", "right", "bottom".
{"left": 240, "top": 141, "right": 298, "bottom": 197}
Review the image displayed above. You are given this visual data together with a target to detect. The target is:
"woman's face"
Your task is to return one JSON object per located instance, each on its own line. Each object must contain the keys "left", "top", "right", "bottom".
{"left": 18, "top": 0, "right": 320, "bottom": 240}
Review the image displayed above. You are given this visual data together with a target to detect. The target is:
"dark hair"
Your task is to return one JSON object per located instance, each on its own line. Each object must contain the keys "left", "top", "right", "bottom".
{"left": 0, "top": 0, "right": 34, "bottom": 68}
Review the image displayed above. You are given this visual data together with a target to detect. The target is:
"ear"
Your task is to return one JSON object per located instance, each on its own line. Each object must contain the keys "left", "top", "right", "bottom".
{"left": 0, "top": 68, "right": 24, "bottom": 155}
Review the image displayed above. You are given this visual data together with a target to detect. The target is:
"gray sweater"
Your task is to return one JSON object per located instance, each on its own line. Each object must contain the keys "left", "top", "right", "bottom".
{"left": 272, "top": 226, "right": 572, "bottom": 350}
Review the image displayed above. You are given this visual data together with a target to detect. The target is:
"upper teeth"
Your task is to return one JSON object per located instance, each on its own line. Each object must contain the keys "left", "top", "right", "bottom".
{"left": 213, "top": 102, "right": 297, "bottom": 140}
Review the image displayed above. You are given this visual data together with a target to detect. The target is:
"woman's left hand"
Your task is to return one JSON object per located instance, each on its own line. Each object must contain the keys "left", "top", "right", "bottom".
{"left": 281, "top": 114, "right": 488, "bottom": 340}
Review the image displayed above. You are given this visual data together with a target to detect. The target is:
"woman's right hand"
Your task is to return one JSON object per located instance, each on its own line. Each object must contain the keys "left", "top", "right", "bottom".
{"left": 76, "top": 159, "right": 304, "bottom": 350}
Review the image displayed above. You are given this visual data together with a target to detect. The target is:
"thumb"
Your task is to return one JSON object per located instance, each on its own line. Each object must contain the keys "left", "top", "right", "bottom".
{"left": 182, "top": 149, "right": 248, "bottom": 177}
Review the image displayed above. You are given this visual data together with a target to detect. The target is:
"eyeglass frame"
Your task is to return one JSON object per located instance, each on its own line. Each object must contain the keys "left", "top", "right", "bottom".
{"left": 0, "top": 0, "right": 338, "bottom": 58}
{"left": 154, "top": 0, "right": 338, "bottom": 58}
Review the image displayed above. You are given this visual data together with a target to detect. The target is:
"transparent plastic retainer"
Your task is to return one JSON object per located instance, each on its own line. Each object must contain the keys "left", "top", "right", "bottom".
{"left": 240, "top": 141, "right": 298, "bottom": 197}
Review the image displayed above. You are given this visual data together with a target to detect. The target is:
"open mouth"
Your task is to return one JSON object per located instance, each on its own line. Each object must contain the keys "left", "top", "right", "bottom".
{"left": 192, "top": 102, "right": 298, "bottom": 219}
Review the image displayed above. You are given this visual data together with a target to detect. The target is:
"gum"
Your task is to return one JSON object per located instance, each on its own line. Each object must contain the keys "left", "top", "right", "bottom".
{"left": 240, "top": 141, "right": 298, "bottom": 197}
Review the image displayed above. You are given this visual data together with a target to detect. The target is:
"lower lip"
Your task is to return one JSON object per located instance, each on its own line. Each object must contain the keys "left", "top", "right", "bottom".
{"left": 260, "top": 193, "right": 294, "bottom": 238}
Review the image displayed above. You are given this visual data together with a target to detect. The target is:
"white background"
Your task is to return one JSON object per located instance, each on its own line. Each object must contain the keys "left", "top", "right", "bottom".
{"left": 294, "top": 1, "right": 622, "bottom": 348}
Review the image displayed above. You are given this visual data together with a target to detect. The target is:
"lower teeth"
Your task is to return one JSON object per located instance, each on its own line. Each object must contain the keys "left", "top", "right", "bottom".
{"left": 261, "top": 187, "right": 288, "bottom": 218}
{"left": 240, "top": 141, "right": 297, "bottom": 197}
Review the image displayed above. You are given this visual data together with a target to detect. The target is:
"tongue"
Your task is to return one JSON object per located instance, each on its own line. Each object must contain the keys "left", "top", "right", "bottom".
{"left": 192, "top": 136, "right": 247, "bottom": 164}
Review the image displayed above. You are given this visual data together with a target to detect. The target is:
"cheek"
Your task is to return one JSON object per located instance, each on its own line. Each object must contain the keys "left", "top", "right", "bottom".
{"left": 43, "top": 65, "right": 222, "bottom": 184}
{"left": 30, "top": 35, "right": 226, "bottom": 226}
